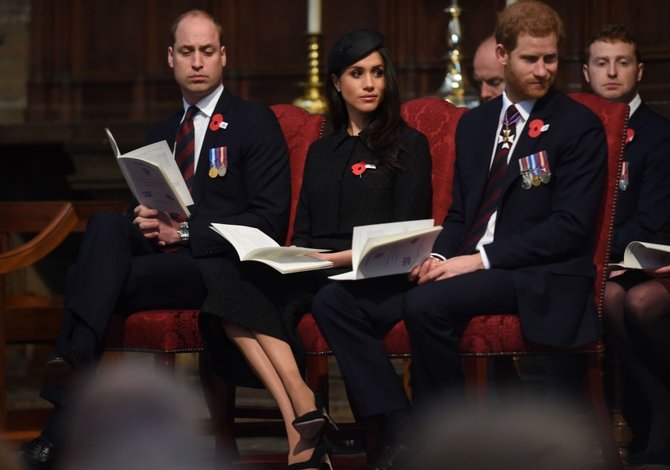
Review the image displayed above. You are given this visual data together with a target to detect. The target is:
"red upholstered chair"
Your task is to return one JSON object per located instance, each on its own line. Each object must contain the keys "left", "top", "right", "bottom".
{"left": 103, "top": 105, "right": 325, "bottom": 456}
{"left": 458, "top": 94, "right": 628, "bottom": 469}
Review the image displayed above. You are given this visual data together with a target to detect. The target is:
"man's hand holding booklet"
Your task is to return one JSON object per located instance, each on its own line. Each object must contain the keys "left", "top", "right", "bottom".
{"left": 211, "top": 219, "right": 442, "bottom": 279}
{"left": 106, "top": 128, "right": 193, "bottom": 219}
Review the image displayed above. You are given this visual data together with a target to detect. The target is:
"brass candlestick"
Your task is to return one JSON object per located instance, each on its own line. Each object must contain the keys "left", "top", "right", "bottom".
{"left": 293, "top": 34, "right": 327, "bottom": 115}
{"left": 438, "top": 0, "right": 478, "bottom": 108}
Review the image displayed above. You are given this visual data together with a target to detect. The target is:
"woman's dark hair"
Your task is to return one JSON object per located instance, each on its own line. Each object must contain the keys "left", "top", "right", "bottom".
{"left": 326, "top": 46, "right": 405, "bottom": 169}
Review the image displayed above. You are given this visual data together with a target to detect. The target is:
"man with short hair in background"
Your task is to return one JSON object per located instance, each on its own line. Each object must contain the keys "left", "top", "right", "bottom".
{"left": 473, "top": 35, "right": 505, "bottom": 103}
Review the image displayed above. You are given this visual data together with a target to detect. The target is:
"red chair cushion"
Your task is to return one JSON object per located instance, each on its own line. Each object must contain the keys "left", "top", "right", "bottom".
{"left": 297, "top": 313, "right": 330, "bottom": 354}
{"left": 297, "top": 313, "right": 411, "bottom": 356}
{"left": 106, "top": 309, "right": 202, "bottom": 352}
{"left": 459, "top": 314, "right": 603, "bottom": 355}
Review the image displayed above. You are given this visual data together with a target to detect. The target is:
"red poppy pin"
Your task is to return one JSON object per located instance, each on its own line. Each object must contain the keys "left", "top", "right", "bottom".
{"left": 351, "top": 161, "right": 376, "bottom": 176}
{"left": 625, "top": 128, "right": 635, "bottom": 144}
{"left": 528, "top": 119, "right": 545, "bottom": 138}
{"left": 209, "top": 113, "right": 225, "bottom": 131}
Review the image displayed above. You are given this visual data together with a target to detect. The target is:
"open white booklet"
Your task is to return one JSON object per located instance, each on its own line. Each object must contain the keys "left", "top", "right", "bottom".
{"left": 329, "top": 219, "right": 442, "bottom": 281}
{"left": 105, "top": 128, "right": 193, "bottom": 219}
{"left": 209, "top": 223, "right": 334, "bottom": 274}
{"left": 609, "top": 241, "right": 670, "bottom": 270}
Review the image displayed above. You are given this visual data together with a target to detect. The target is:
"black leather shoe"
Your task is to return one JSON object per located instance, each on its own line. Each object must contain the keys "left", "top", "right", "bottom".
{"left": 21, "top": 437, "right": 58, "bottom": 470}
{"left": 44, "top": 356, "right": 77, "bottom": 390}
{"left": 44, "top": 347, "right": 87, "bottom": 390}
{"left": 292, "top": 395, "right": 339, "bottom": 440}
{"left": 358, "top": 444, "right": 408, "bottom": 470}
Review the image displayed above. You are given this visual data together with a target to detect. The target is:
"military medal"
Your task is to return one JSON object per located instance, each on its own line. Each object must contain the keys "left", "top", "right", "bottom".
{"left": 519, "top": 151, "right": 552, "bottom": 189}
{"left": 209, "top": 146, "right": 228, "bottom": 178}
{"left": 619, "top": 161, "right": 629, "bottom": 191}
{"left": 500, "top": 127, "right": 515, "bottom": 149}
{"left": 518, "top": 157, "right": 532, "bottom": 189}
{"left": 499, "top": 106, "right": 522, "bottom": 150}
{"left": 208, "top": 150, "right": 218, "bottom": 178}
{"left": 538, "top": 151, "right": 552, "bottom": 184}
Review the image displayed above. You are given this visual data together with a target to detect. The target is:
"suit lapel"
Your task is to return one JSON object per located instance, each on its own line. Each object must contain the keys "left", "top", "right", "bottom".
{"left": 192, "top": 89, "right": 233, "bottom": 205}
{"left": 471, "top": 99, "right": 503, "bottom": 206}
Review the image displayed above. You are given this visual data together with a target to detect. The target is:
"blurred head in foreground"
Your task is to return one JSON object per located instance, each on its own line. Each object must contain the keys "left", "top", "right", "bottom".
{"left": 404, "top": 398, "right": 606, "bottom": 470}
{"left": 61, "top": 363, "right": 219, "bottom": 470}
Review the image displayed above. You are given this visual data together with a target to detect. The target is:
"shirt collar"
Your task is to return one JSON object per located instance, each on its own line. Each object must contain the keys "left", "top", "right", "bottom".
{"left": 331, "top": 126, "right": 367, "bottom": 150}
{"left": 501, "top": 91, "right": 536, "bottom": 123}
{"left": 628, "top": 93, "right": 642, "bottom": 117}
{"left": 181, "top": 83, "right": 224, "bottom": 119}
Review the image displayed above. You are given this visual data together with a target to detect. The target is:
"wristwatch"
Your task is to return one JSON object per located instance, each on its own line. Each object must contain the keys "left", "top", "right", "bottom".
{"left": 178, "top": 221, "right": 190, "bottom": 245}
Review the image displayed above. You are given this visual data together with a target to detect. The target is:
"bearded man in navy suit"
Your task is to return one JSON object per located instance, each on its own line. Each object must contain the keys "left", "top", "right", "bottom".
{"left": 312, "top": 2, "right": 606, "bottom": 468}
{"left": 22, "top": 9, "right": 290, "bottom": 469}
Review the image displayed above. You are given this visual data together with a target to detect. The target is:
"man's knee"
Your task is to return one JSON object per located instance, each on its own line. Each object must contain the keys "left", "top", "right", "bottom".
{"left": 403, "top": 286, "right": 437, "bottom": 330}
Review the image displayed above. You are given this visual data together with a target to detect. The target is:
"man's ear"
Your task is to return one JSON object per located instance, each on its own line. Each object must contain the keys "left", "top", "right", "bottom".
{"left": 167, "top": 47, "right": 174, "bottom": 69}
{"left": 495, "top": 43, "right": 508, "bottom": 66}
{"left": 637, "top": 62, "right": 644, "bottom": 83}
{"left": 220, "top": 46, "right": 227, "bottom": 68}
{"left": 582, "top": 64, "right": 591, "bottom": 84}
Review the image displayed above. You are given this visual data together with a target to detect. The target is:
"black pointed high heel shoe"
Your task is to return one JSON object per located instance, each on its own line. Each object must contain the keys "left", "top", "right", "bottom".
{"left": 287, "top": 435, "right": 333, "bottom": 470}
{"left": 292, "top": 395, "right": 339, "bottom": 439}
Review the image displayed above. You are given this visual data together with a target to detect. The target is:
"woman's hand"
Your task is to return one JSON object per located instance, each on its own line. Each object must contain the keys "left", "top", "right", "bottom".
{"left": 308, "top": 249, "right": 353, "bottom": 268}
{"left": 645, "top": 264, "right": 670, "bottom": 277}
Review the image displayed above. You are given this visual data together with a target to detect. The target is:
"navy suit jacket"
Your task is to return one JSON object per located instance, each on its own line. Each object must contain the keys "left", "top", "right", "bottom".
{"left": 434, "top": 88, "right": 607, "bottom": 347}
{"left": 611, "top": 102, "right": 670, "bottom": 261}
{"left": 146, "top": 88, "right": 291, "bottom": 290}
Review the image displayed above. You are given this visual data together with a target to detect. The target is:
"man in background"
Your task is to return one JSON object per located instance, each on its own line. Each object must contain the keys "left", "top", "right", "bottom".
{"left": 473, "top": 35, "right": 505, "bottom": 103}
{"left": 584, "top": 23, "right": 670, "bottom": 466}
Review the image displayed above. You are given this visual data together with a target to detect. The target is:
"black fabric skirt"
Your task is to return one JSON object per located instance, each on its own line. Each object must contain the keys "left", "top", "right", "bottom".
{"left": 198, "top": 258, "right": 338, "bottom": 387}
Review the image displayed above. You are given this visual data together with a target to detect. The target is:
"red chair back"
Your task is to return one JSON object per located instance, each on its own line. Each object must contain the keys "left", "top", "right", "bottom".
{"left": 270, "top": 104, "right": 325, "bottom": 244}
{"left": 567, "top": 93, "right": 628, "bottom": 313}
{"left": 401, "top": 98, "right": 467, "bottom": 224}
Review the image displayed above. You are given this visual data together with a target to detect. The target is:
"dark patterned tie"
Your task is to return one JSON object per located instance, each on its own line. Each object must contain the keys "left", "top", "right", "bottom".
{"left": 175, "top": 105, "right": 199, "bottom": 193}
{"left": 460, "top": 104, "right": 521, "bottom": 254}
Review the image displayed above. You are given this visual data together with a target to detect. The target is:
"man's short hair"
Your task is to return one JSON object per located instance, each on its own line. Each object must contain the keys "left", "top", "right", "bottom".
{"left": 495, "top": 0, "right": 564, "bottom": 52}
{"left": 585, "top": 24, "right": 641, "bottom": 63}
{"left": 170, "top": 9, "right": 224, "bottom": 46}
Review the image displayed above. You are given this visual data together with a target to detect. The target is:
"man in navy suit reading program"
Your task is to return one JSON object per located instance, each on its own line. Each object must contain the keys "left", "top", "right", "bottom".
{"left": 22, "top": 9, "right": 290, "bottom": 470}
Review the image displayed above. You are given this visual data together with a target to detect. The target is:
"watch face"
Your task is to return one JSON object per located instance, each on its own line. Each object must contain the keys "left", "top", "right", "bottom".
{"left": 178, "top": 222, "right": 189, "bottom": 241}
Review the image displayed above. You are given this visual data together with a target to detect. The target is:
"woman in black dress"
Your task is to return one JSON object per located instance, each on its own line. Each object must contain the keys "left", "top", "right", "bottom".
{"left": 199, "top": 29, "right": 432, "bottom": 469}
